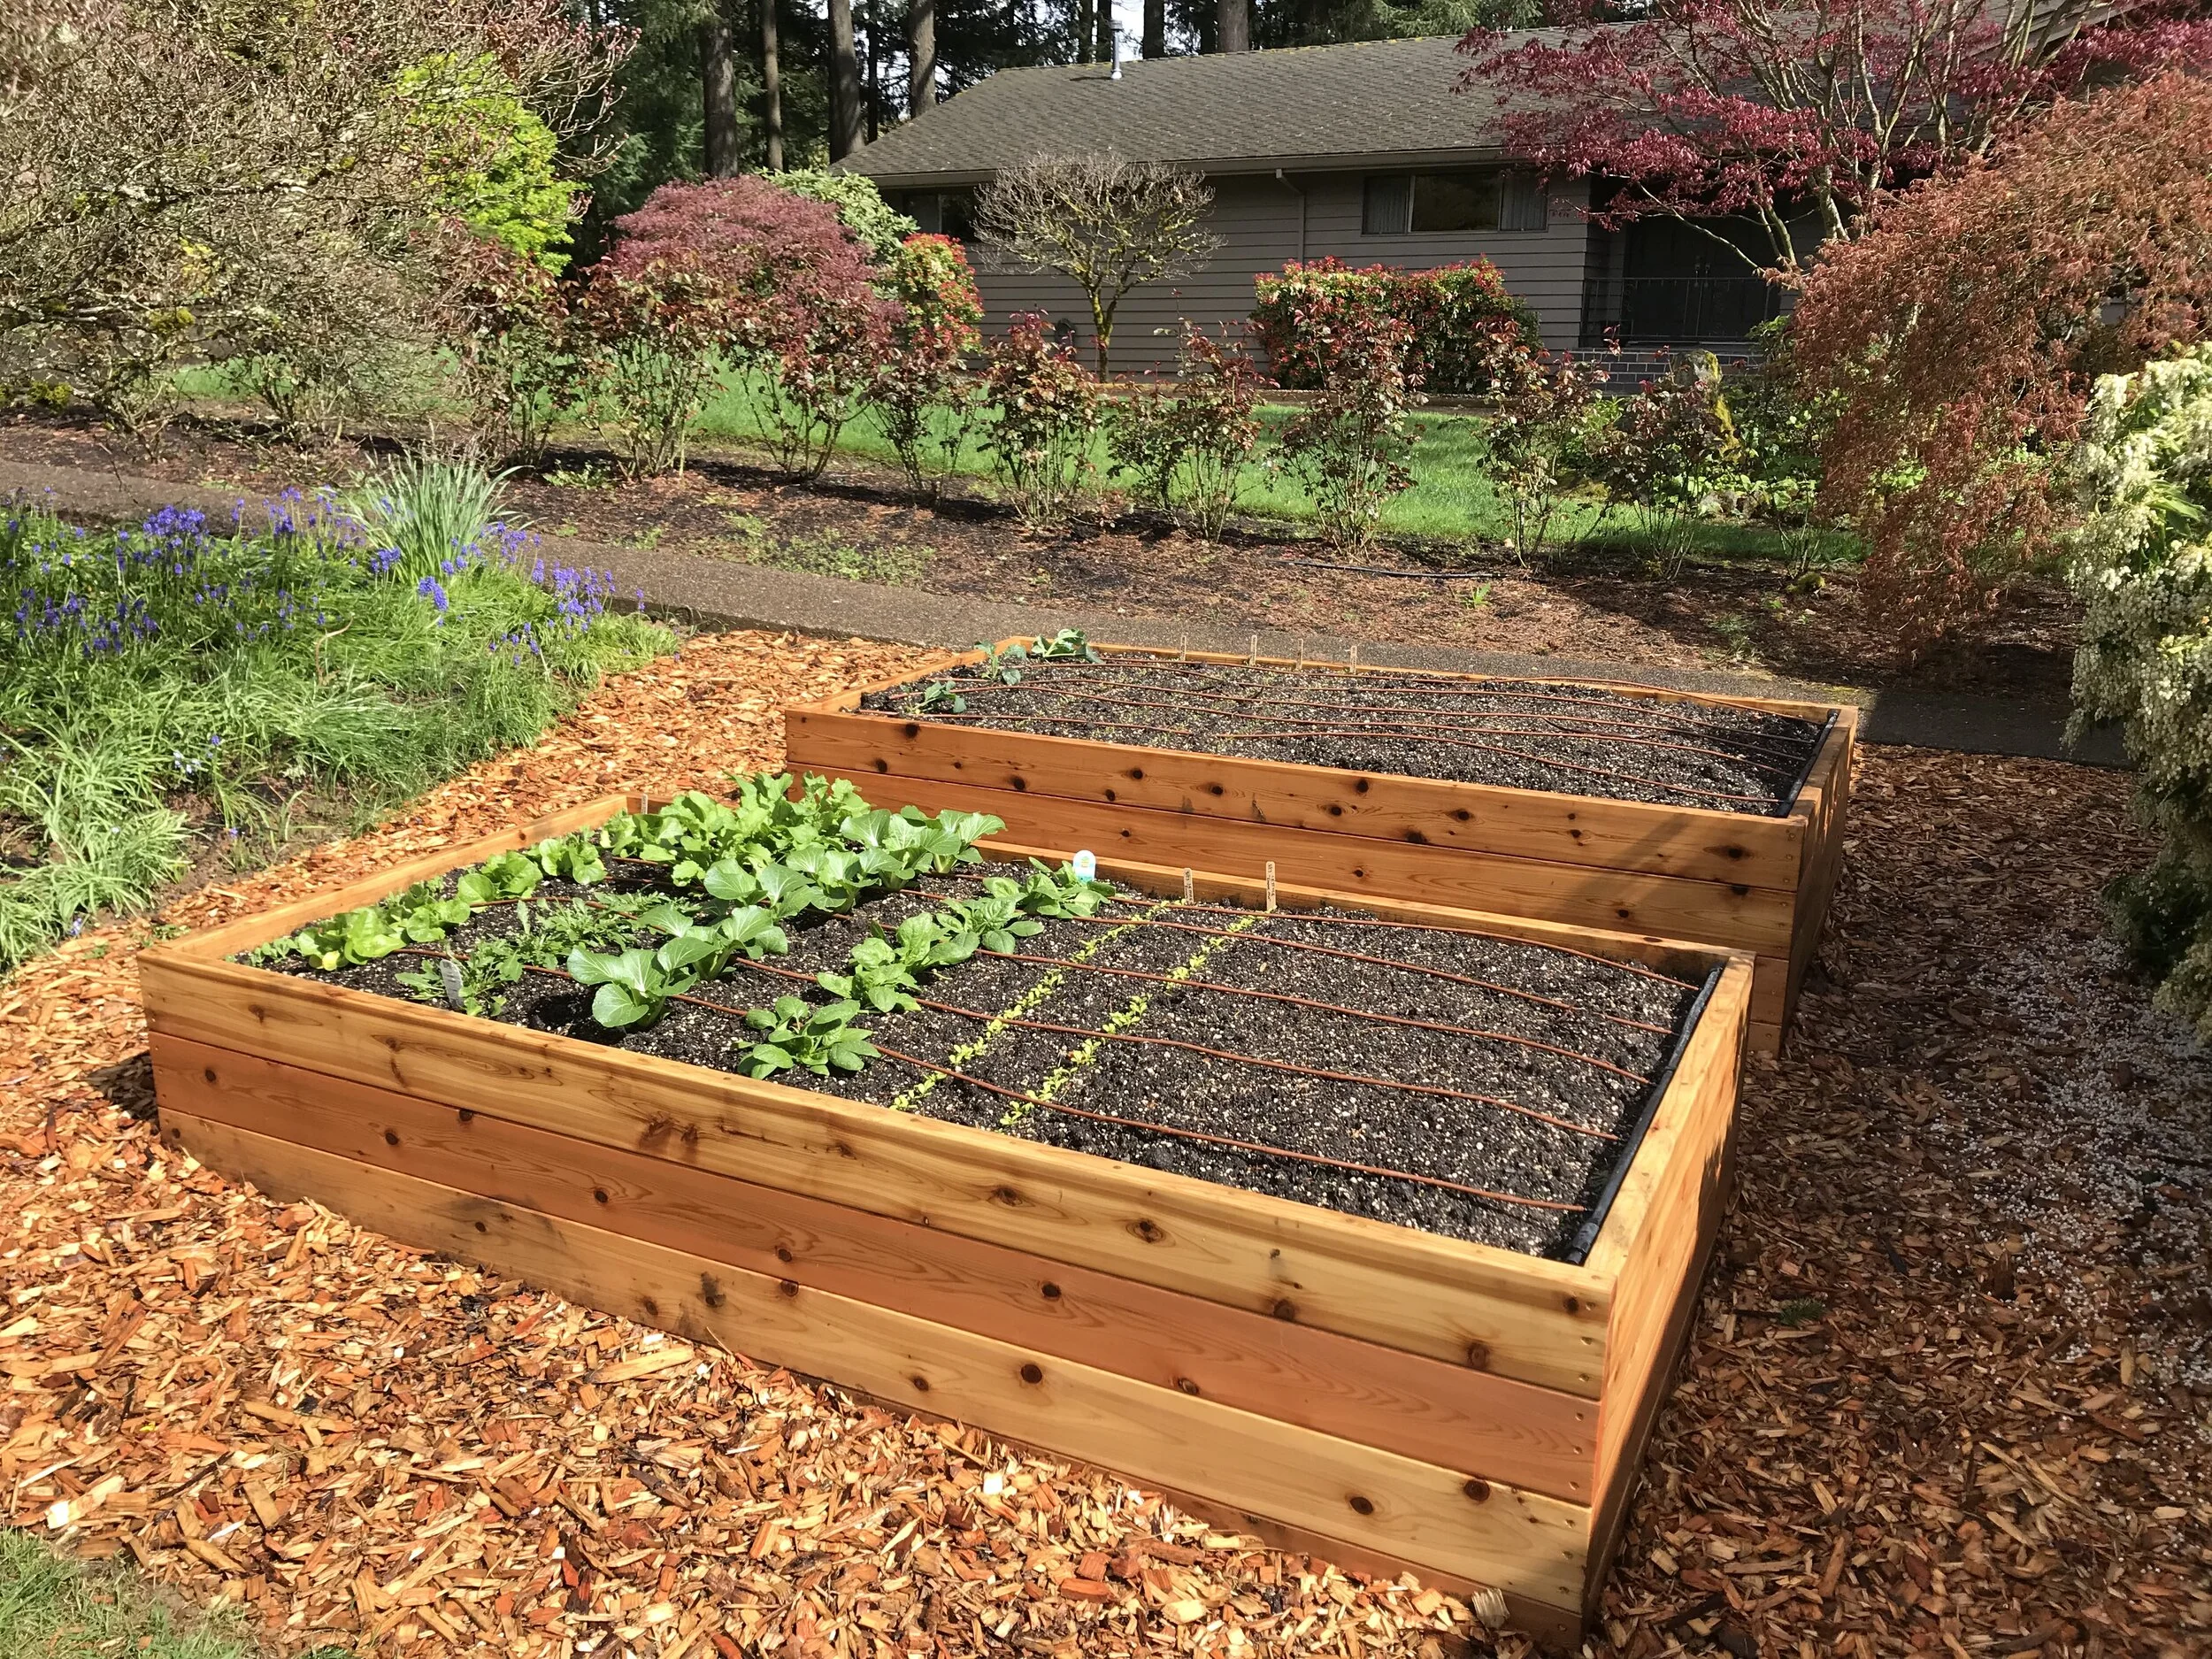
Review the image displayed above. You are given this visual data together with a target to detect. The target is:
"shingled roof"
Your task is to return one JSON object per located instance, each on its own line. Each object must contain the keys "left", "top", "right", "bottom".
{"left": 841, "top": 35, "right": 1545, "bottom": 187}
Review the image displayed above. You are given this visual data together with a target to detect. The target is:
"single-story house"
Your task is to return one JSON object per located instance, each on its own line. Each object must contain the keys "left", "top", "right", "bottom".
{"left": 841, "top": 35, "right": 1784, "bottom": 373}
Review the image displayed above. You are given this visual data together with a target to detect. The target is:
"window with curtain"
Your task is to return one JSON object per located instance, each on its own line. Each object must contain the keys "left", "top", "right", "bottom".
{"left": 1363, "top": 171, "right": 1548, "bottom": 234}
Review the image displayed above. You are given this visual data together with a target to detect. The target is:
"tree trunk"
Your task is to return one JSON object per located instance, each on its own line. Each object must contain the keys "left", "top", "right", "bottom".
{"left": 1094, "top": 0, "right": 1113, "bottom": 65}
{"left": 698, "top": 7, "right": 741, "bottom": 177}
{"left": 1142, "top": 0, "right": 1165, "bottom": 57}
{"left": 1074, "top": 0, "right": 1094, "bottom": 62}
{"left": 864, "top": 0, "right": 879, "bottom": 143}
{"left": 828, "top": 0, "right": 864, "bottom": 160}
{"left": 907, "top": 0, "right": 935, "bottom": 111}
{"left": 1217, "top": 0, "right": 1248, "bottom": 52}
{"left": 761, "top": 0, "right": 783, "bottom": 170}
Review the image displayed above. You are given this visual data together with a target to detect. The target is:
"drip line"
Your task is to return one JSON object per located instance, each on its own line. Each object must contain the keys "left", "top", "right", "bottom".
{"left": 933, "top": 870, "right": 1700, "bottom": 990}
{"left": 916, "top": 678, "right": 1809, "bottom": 773}
{"left": 472, "top": 955, "right": 1584, "bottom": 1216}
{"left": 883, "top": 707, "right": 1773, "bottom": 807}
{"left": 702, "top": 954, "right": 1619, "bottom": 1141}
{"left": 926, "top": 657, "right": 1818, "bottom": 745}
{"left": 964, "top": 945, "right": 1651, "bottom": 1082}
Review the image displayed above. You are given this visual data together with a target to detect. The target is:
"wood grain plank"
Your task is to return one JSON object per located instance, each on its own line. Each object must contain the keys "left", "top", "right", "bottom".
{"left": 788, "top": 708, "right": 1805, "bottom": 891}
{"left": 152, "top": 1034, "right": 1601, "bottom": 1501}
{"left": 137, "top": 949, "right": 1617, "bottom": 1393}
{"left": 159, "top": 1111, "right": 1595, "bottom": 1607}
{"left": 789, "top": 772, "right": 1800, "bottom": 954}
{"left": 1579, "top": 959, "right": 1747, "bottom": 1600}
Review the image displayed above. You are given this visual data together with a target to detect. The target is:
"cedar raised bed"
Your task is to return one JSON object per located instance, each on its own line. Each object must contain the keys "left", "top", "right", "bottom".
{"left": 139, "top": 793, "right": 1752, "bottom": 1649}
{"left": 786, "top": 641, "right": 1855, "bottom": 1054}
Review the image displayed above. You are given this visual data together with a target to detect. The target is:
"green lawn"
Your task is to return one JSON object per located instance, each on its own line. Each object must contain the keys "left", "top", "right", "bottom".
{"left": 0, "top": 1532, "right": 334, "bottom": 1659}
{"left": 691, "top": 379, "right": 1813, "bottom": 564}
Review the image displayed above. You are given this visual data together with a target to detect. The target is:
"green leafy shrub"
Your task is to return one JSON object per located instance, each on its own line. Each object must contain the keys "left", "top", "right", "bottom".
{"left": 772, "top": 170, "right": 920, "bottom": 265}
{"left": 979, "top": 313, "right": 1100, "bottom": 530}
{"left": 1277, "top": 317, "right": 1424, "bottom": 551}
{"left": 1107, "top": 326, "right": 1267, "bottom": 541}
{"left": 1251, "top": 257, "right": 1539, "bottom": 396}
{"left": 398, "top": 52, "right": 581, "bottom": 271}
{"left": 2066, "top": 346, "right": 2212, "bottom": 1033}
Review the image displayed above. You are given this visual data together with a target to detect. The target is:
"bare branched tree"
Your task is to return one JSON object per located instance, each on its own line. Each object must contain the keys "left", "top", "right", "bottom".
{"left": 972, "top": 152, "right": 1220, "bottom": 376}
{"left": 0, "top": 0, "right": 627, "bottom": 434}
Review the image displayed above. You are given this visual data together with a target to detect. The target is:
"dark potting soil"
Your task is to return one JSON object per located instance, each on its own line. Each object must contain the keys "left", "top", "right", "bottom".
{"left": 861, "top": 655, "right": 1828, "bottom": 816}
{"left": 265, "top": 872, "right": 1708, "bottom": 1258}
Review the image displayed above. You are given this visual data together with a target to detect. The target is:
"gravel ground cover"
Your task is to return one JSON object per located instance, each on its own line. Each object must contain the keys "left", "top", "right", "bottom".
{"left": 2, "top": 636, "right": 2208, "bottom": 1659}
{"left": 864, "top": 657, "right": 1830, "bottom": 815}
{"left": 270, "top": 853, "right": 1705, "bottom": 1258}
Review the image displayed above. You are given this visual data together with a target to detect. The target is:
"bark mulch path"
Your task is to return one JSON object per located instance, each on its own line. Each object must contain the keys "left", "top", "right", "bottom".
{"left": 2, "top": 409, "right": 2078, "bottom": 701}
{"left": 2, "top": 629, "right": 2209, "bottom": 1657}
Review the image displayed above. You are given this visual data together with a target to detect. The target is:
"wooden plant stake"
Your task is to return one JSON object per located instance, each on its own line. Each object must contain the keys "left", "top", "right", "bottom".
{"left": 1182, "top": 867, "right": 1194, "bottom": 903}
{"left": 1265, "top": 861, "right": 1277, "bottom": 912}
{"left": 1248, "top": 634, "right": 1259, "bottom": 666}
{"left": 1348, "top": 643, "right": 1360, "bottom": 674}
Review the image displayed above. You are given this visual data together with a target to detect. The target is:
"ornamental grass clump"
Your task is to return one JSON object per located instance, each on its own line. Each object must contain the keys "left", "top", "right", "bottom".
{"left": 0, "top": 497, "right": 667, "bottom": 972}
{"left": 2065, "top": 345, "right": 2212, "bottom": 1033}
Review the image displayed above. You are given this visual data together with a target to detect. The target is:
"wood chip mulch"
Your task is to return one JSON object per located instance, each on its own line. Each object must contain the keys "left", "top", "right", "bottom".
{"left": 3, "top": 631, "right": 2209, "bottom": 1658}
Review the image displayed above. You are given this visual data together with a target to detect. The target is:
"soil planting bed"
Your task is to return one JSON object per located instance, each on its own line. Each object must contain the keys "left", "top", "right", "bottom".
{"left": 139, "top": 790, "right": 1752, "bottom": 1647}
{"left": 790, "top": 641, "right": 1855, "bottom": 1056}
{"left": 862, "top": 657, "right": 1828, "bottom": 816}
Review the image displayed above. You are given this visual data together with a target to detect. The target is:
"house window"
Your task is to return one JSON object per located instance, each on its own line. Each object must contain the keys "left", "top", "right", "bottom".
{"left": 1363, "top": 171, "right": 1548, "bottom": 234}
{"left": 901, "top": 190, "right": 976, "bottom": 242}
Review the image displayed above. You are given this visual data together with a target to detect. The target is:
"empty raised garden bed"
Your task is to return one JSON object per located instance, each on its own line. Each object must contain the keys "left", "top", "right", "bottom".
{"left": 139, "top": 785, "right": 1751, "bottom": 1648}
{"left": 787, "top": 641, "right": 1854, "bottom": 1054}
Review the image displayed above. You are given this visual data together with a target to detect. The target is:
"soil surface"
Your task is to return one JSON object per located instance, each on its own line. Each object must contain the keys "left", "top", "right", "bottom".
{"left": 271, "top": 864, "right": 1705, "bottom": 1258}
{"left": 1, "top": 406, "right": 2082, "bottom": 699}
{"left": 865, "top": 656, "right": 1830, "bottom": 814}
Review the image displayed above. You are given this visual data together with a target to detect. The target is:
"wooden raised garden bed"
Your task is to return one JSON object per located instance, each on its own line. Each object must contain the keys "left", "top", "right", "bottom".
{"left": 139, "top": 787, "right": 1753, "bottom": 1649}
{"left": 786, "top": 641, "right": 1854, "bottom": 1055}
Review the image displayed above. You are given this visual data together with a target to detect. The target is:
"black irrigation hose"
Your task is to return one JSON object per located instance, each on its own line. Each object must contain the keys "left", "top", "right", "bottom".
{"left": 1781, "top": 708, "right": 1840, "bottom": 811}
{"left": 1561, "top": 964, "right": 1724, "bottom": 1265}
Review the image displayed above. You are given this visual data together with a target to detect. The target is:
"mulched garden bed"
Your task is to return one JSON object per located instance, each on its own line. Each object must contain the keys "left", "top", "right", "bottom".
{"left": 3, "top": 626, "right": 2208, "bottom": 1659}
{"left": 864, "top": 657, "right": 1830, "bottom": 815}
{"left": 267, "top": 862, "right": 1706, "bottom": 1259}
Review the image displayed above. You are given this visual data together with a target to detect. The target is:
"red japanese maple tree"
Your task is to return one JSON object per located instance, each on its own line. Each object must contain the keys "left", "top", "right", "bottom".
{"left": 1455, "top": 0, "right": 2212, "bottom": 270}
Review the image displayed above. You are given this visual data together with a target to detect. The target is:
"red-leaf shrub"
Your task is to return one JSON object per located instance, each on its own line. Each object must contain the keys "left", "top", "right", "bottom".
{"left": 1251, "top": 258, "right": 1538, "bottom": 396}
{"left": 1278, "top": 315, "right": 1425, "bottom": 551}
{"left": 867, "top": 234, "right": 983, "bottom": 499}
{"left": 603, "top": 177, "right": 894, "bottom": 478}
{"left": 1790, "top": 70, "right": 2212, "bottom": 654}
{"left": 1106, "top": 325, "right": 1267, "bottom": 541}
{"left": 573, "top": 264, "right": 724, "bottom": 476}
{"left": 979, "top": 312, "right": 1099, "bottom": 530}
{"left": 439, "top": 228, "right": 580, "bottom": 466}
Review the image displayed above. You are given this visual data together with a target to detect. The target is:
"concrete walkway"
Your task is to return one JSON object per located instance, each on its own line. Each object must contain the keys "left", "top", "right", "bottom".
{"left": 1, "top": 455, "right": 2127, "bottom": 767}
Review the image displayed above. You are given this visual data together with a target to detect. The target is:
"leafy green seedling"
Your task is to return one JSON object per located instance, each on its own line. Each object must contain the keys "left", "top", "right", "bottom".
{"left": 741, "top": 996, "right": 879, "bottom": 1077}
{"left": 918, "top": 679, "right": 967, "bottom": 715}
{"left": 1030, "top": 627, "right": 1102, "bottom": 662}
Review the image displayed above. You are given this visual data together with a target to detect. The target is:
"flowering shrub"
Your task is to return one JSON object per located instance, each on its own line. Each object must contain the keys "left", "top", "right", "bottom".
{"left": 1106, "top": 326, "right": 1267, "bottom": 541}
{"left": 1252, "top": 258, "right": 1539, "bottom": 396}
{"left": 1791, "top": 71, "right": 2212, "bottom": 654}
{"left": 867, "top": 234, "right": 983, "bottom": 500}
{"left": 0, "top": 496, "right": 665, "bottom": 969}
{"left": 1277, "top": 316, "right": 1424, "bottom": 551}
{"left": 2065, "top": 348, "right": 2212, "bottom": 1032}
{"left": 979, "top": 313, "right": 1100, "bottom": 531}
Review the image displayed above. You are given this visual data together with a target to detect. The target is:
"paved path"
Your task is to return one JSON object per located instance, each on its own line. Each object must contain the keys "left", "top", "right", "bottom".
{"left": 1, "top": 455, "right": 2127, "bottom": 767}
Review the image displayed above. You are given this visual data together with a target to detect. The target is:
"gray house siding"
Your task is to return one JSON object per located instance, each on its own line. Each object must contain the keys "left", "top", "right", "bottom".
{"left": 896, "top": 171, "right": 1594, "bottom": 374}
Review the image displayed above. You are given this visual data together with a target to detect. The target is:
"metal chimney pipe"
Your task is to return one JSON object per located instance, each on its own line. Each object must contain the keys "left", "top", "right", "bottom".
{"left": 1110, "top": 22, "right": 1123, "bottom": 78}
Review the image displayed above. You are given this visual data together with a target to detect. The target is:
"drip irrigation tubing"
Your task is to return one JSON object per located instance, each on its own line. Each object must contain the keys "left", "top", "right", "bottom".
{"left": 700, "top": 953, "right": 1620, "bottom": 1141}
{"left": 915, "top": 678, "right": 1811, "bottom": 774}
{"left": 933, "top": 870, "right": 1700, "bottom": 991}
{"left": 461, "top": 954, "right": 1585, "bottom": 1216}
{"left": 878, "top": 707, "right": 1775, "bottom": 808}
{"left": 940, "top": 655, "right": 1820, "bottom": 744}
{"left": 962, "top": 946, "right": 1652, "bottom": 1081}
